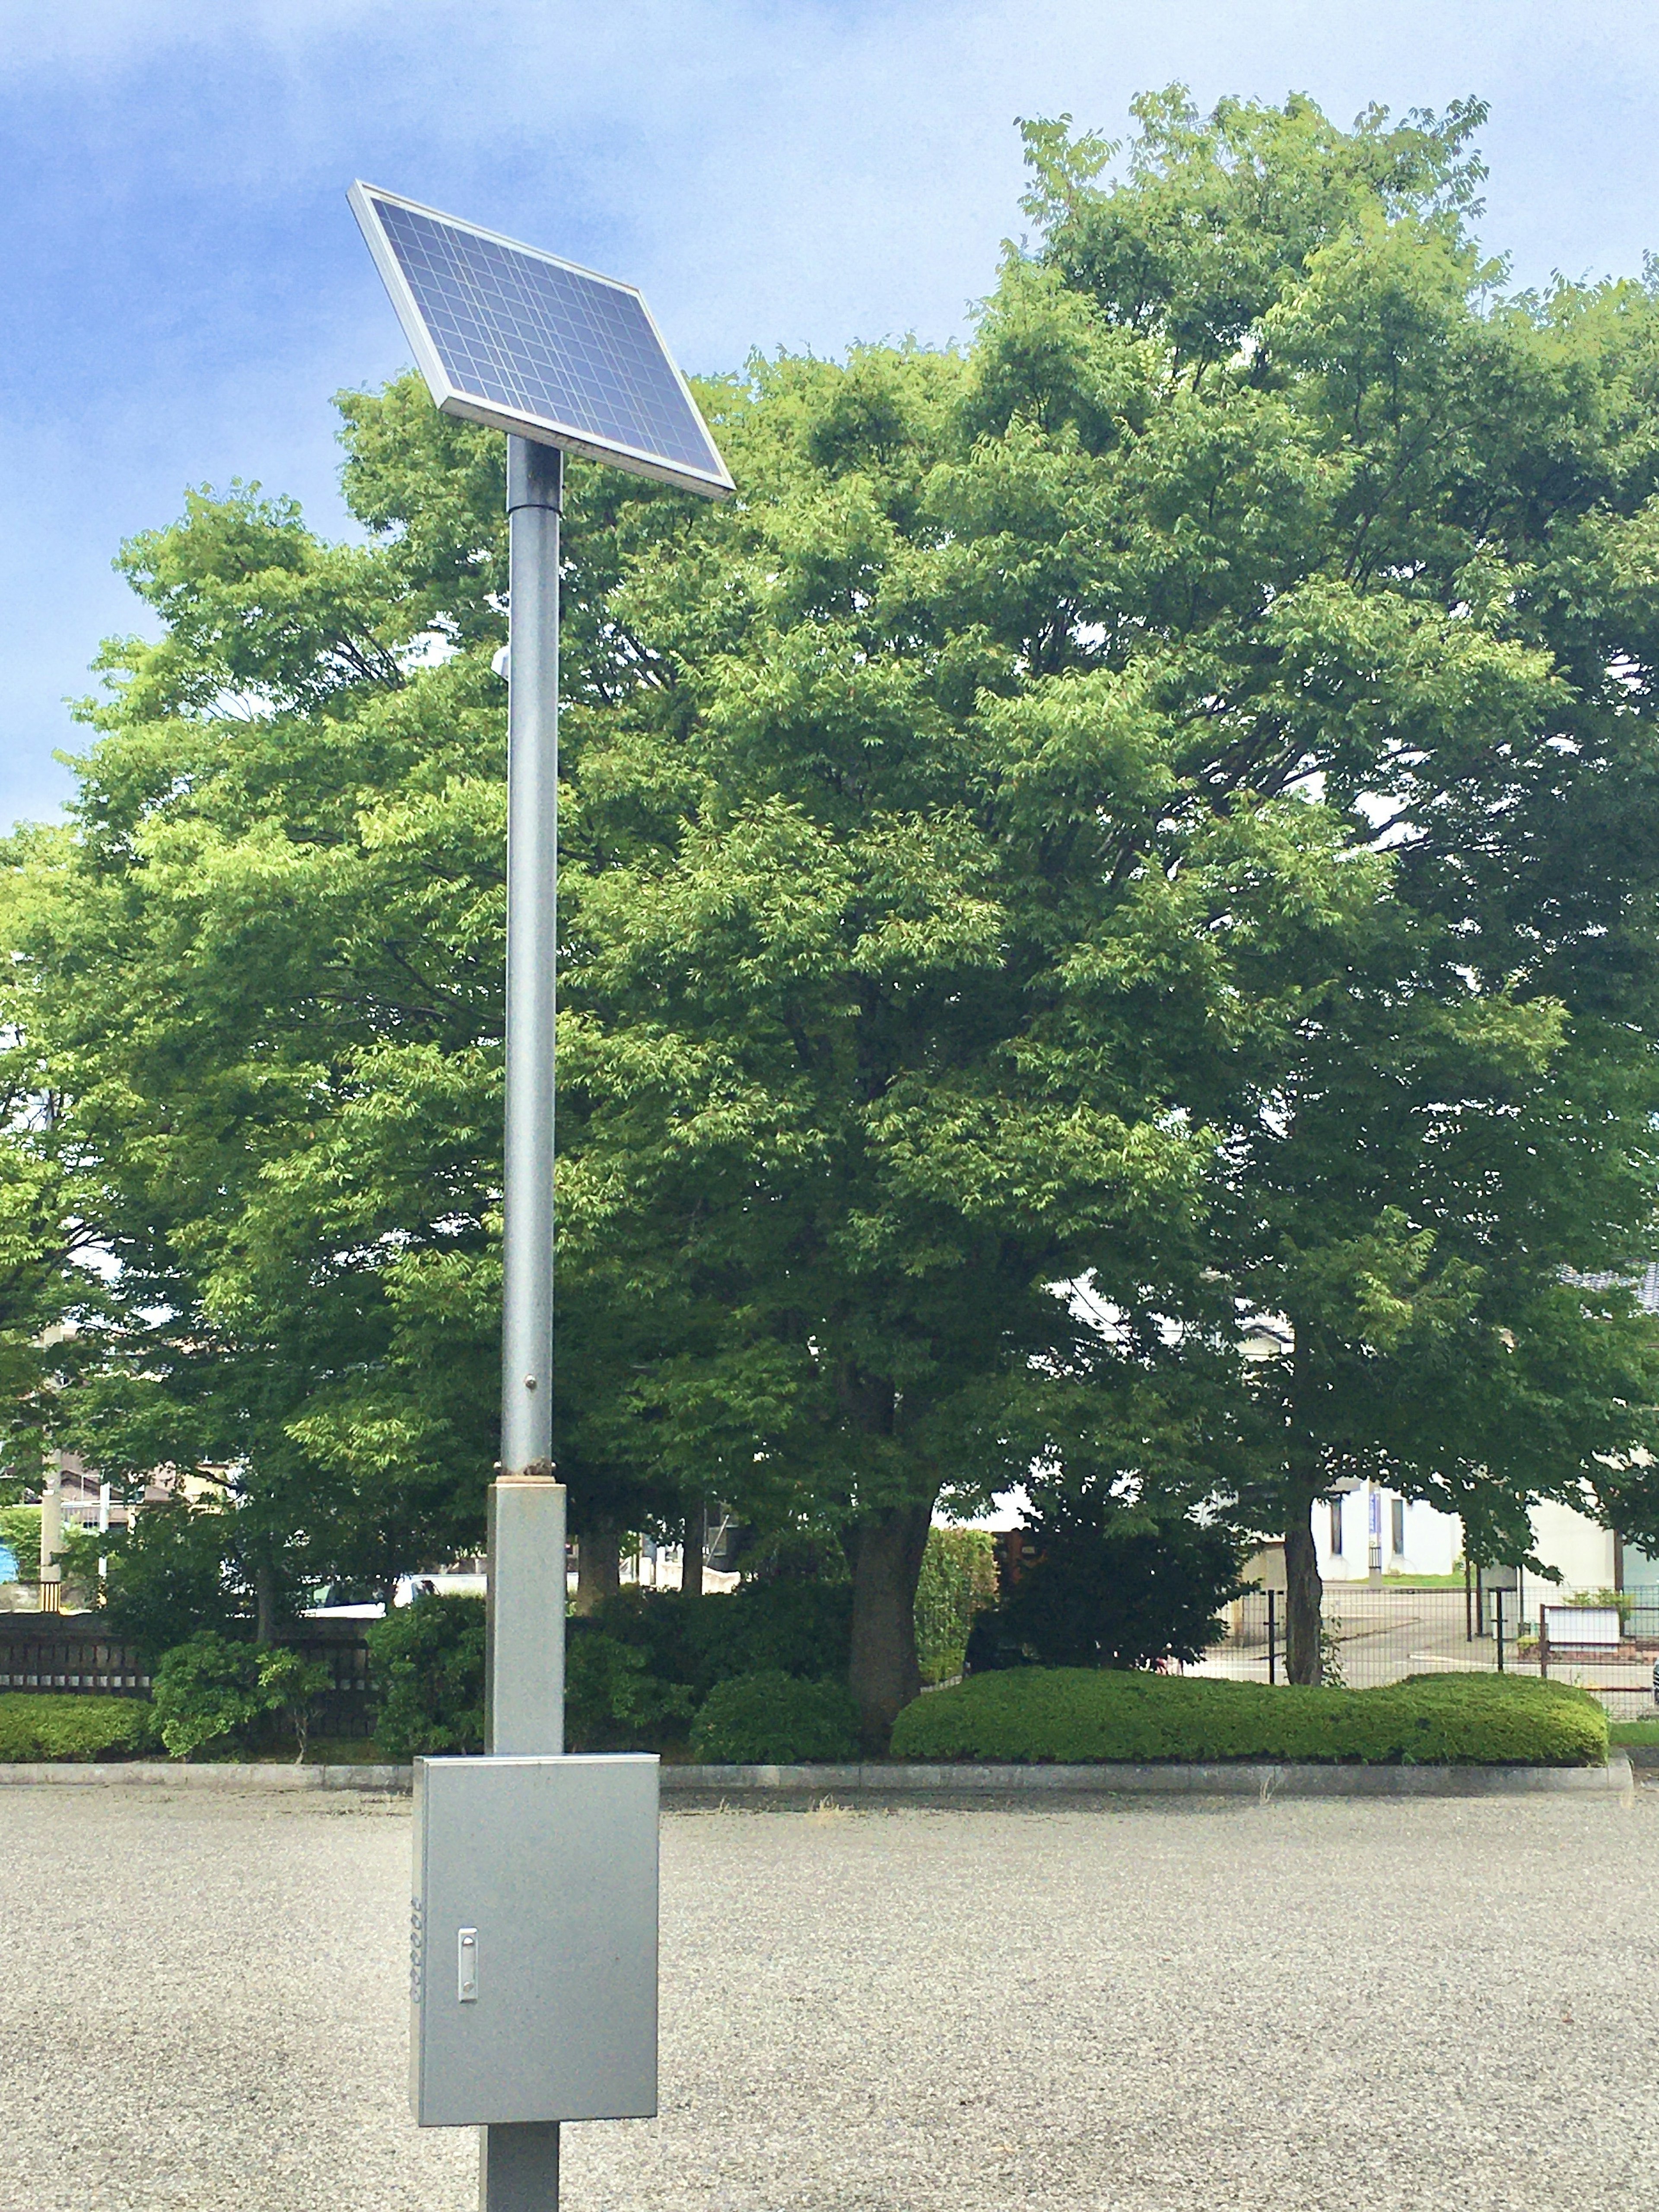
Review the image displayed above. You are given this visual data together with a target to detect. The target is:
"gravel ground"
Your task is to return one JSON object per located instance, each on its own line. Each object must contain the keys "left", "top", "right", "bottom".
{"left": 3, "top": 1782, "right": 1656, "bottom": 2212}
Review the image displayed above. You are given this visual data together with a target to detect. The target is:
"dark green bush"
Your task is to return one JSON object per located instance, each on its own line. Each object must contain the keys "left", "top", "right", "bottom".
{"left": 689, "top": 1669, "right": 861, "bottom": 1764}
{"left": 889, "top": 1669, "right": 1609, "bottom": 1767}
{"left": 364, "top": 1595, "right": 485, "bottom": 1760}
{"left": 0, "top": 1693, "right": 158, "bottom": 1762}
{"left": 584, "top": 1579, "right": 852, "bottom": 1700}
{"left": 692, "top": 1579, "right": 852, "bottom": 1684}
{"left": 356, "top": 1581, "right": 854, "bottom": 1759}
{"left": 983, "top": 1497, "right": 1249, "bottom": 1671}
{"left": 566, "top": 1630, "right": 696, "bottom": 1751}
{"left": 151, "top": 1632, "right": 268, "bottom": 1759}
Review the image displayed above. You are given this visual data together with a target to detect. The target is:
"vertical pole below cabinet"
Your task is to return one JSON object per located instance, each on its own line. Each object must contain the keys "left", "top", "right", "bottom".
{"left": 480, "top": 2121, "right": 561, "bottom": 2212}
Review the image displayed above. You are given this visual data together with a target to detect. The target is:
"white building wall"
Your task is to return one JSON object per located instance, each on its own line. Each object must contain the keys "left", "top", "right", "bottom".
{"left": 1526, "top": 1501, "right": 1616, "bottom": 1599}
{"left": 1312, "top": 1484, "right": 1461, "bottom": 1582}
{"left": 1301, "top": 1485, "right": 1638, "bottom": 1598}
{"left": 1318, "top": 1486, "right": 1371, "bottom": 1575}
{"left": 1392, "top": 1496, "right": 1460, "bottom": 1576}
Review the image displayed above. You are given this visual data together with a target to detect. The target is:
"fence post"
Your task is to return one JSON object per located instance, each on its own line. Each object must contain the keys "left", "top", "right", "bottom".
{"left": 1464, "top": 1556, "right": 1473, "bottom": 1643}
{"left": 1495, "top": 1586, "right": 1505, "bottom": 1675}
{"left": 1267, "top": 1588, "right": 1277, "bottom": 1685}
{"left": 1539, "top": 1609, "right": 1550, "bottom": 1681}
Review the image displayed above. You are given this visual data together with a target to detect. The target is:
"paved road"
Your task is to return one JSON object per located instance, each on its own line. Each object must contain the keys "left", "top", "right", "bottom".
{"left": 3, "top": 1782, "right": 1656, "bottom": 2212}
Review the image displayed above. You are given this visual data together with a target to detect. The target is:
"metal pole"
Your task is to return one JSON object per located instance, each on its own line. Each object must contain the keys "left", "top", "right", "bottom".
{"left": 500, "top": 435, "right": 563, "bottom": 1489}
{"left": 483, "top": 434, "right": 567, "bottom": 2212}
{"left": 1495, "top": 1586, "right": 1505, "bottom": 1675}
{"left": 1267, "top": 1588, "right": 1277, "bottom": 1685}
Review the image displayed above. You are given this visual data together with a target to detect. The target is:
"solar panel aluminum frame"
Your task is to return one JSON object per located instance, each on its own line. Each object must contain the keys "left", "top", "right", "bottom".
{"left": 348, "top": 181, "right": 734, "bottom": 500}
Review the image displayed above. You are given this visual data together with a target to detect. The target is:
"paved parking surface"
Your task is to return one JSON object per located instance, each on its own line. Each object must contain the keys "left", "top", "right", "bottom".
{"left": 3, "top": 1782, "right": 1656, "bottom": 2211}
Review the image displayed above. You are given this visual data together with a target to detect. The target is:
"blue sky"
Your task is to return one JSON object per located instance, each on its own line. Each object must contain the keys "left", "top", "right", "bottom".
{"left": 3, "top": 0, "right": 1656, "bottom": 828}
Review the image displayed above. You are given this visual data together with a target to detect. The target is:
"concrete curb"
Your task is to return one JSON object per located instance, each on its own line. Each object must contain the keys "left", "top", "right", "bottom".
{"left": 659, "top": 1756, "right": 1636, "bottom": 1800}
{"left": 0, "top": 1761, "right": 411, "bottom": 1791}
{"left": 0, "top": 1756, "right": 1634, "bottom": 1799}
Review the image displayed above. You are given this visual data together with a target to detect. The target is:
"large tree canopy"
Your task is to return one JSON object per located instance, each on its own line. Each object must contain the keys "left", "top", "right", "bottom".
{"left": 6, "top": 89, "right": 1659, "bottom": 1727}
{"left": 1009, "top": 89, "right": 1659, "bottom": 1674}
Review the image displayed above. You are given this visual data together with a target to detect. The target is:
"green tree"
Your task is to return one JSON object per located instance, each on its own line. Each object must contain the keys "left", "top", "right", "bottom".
{"left": 548, "top": 341, "right": 1266, "bottom": 1742}
{"left": 10, "top": 87, "right": 1659, "bottom": 1734}
{"left": 0, "top": 1019, "right": 105, "bottom": 1497}
{"left": 1003, "top": 90, "right": 1659, "bottom": 1676}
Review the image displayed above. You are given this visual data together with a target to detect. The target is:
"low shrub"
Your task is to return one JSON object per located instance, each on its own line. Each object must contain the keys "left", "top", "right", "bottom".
{"left": 151, "top": 1633, "right": 268, "bottom": 1759}
{"left": 0, "top": 1693, "right": 158, "bottom": 1762}
{"left": 889, "top": 1669, "right": 1608, "bottom": 1767}
{"left": 365, "top": 1595, "right": 485, "bottom": 1761}
{"left": 150, "top": 1631, "right": 332, "bottom": 1761}
{"left": 689, "top": 1669, "right": 861, "bottom": 1764}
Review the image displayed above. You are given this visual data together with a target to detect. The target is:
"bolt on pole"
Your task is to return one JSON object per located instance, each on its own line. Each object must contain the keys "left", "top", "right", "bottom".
{"left": 482, "top": 434, "right": 569, "bottom": 2212}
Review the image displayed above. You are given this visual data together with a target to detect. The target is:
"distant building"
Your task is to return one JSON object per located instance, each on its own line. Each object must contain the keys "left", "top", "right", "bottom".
{"left": 1243, "top": 1268, "right": 1659, "bottom": 1598}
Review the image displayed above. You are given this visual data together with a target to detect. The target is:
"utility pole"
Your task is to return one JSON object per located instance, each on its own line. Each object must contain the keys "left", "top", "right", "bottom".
{"left": 480, "top": 434, "right": 569, "bottom": 2212}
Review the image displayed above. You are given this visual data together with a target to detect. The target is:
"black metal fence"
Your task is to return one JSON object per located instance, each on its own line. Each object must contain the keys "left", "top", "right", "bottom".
{"left": 0, "top": 1617, "right": 379, "bottom": 1741}
{"left": 1205, "top": 1585, "right": 1659, "bottom": 1712}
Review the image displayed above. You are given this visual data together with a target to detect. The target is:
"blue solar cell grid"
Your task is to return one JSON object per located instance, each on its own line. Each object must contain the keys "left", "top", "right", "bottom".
{"left": 373, "top": 198, "right": 721, "bottom": 479}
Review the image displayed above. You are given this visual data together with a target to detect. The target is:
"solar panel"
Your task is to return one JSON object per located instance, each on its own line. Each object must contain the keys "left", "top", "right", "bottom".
{"left": 349, "top": 183, "right": 733, "bottom": 500}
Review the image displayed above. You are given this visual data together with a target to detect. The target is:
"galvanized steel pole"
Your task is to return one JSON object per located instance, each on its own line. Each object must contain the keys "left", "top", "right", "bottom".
{"left": 483, "top": 434, "right": 568, "bottom": 2212}
{"left": 499, "top": 435, "right": 563, "bottom": 1490}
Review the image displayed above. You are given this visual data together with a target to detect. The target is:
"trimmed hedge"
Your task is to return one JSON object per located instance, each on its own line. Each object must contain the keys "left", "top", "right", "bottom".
{"left": 690, "top": 1670, "right": 861, "bottom": 1764}
{"left": 0, "top": 1694, "right": 159, "bottom": 1762}
{"left": 889, "top": 1669, "right": 1608, "bottom": 1767}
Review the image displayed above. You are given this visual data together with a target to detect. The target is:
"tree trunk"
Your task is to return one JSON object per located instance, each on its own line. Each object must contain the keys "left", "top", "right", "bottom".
{"left": 254, "top": 1560, "right": 277, "bottom": 1646}
{"left": 574, "top": 1526, "right": 620, "bottom": 1616}
{"left": 1284, "top": 1490, "right": 1323, "bottom": 1684}
{"left": 848, "top": 1502, "right": 934, "bottom": 1752}
{"left": 1283, "top": 1317, "right": 1324, "bottom": 1685}
{"left": 679, "top": 1505, "right": 704, "bottom": 1599}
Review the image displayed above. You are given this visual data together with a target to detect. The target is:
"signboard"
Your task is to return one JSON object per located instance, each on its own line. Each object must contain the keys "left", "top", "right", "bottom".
{"left": 1541, "top": 1605, "right": 1621, "bottom": 1649}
